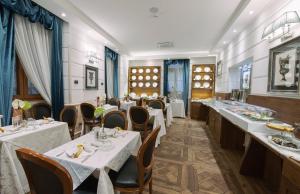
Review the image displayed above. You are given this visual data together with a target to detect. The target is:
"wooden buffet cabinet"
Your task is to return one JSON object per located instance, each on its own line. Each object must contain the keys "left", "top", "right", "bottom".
{"left": 193, "top": 99, "right": 300, "bottom": 194}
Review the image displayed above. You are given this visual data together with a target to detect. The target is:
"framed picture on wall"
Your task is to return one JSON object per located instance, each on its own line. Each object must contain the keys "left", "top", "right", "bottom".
{"left": 85, "top": 65, "right": 98, "bottom": 90}
{"left": 217, "top": 60, "right": 222, "bottom": 76}
{"left": 268, "top": 36, "right": 300, "bottom": 93}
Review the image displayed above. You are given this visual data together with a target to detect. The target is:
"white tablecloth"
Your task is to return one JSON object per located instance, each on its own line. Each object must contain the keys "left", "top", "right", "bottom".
{"left": 120, "top": 101, "right": 136, "bottom": 130}
{"left": 166, "top": 103, "right": 173, "bottom": 127}
{"left": 149, "top": 109, "right": 167, "bottom": 147}
{"left": 170, "top": 99, "right": 185, "bottom": 118}
{"left": 103, "top": 104, "right": 118, "bottom": 115}
{"left": 0, "top": 122, "right": 71, "bottom": 194}
{"left": 45, "top": 130, "right": 142, "bottom": 194}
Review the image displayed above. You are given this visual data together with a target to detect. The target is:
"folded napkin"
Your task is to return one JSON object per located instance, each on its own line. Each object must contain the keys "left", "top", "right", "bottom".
{"left": 66, "top": 144, "right": 93, "bottom": 159}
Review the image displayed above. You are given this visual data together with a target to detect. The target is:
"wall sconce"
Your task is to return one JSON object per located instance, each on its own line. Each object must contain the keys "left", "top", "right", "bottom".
{"left": 87, "top": 50, "right": 101, "bottom": 64}
{"left": 262, "top": 11, "right": 300, "bottom": 42}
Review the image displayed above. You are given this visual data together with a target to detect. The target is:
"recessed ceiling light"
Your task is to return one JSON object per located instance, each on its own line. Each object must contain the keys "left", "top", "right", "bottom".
{"left": 249, "top": 10, "right": 254, "bottom": 15}
{"left": 104, "top": 41, "right": 108, "bottom": 44}
{"left": 61, "top": 12, "right": 66, "bottom": 17}
{"left": 233, "top": 29, "right": 237, "bottom": 33}
{"left": 223, "top": 41, "right": 227, "bottom": 44}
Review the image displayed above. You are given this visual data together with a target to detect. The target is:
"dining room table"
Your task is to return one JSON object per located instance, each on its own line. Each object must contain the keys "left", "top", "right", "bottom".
{"left": 0, "top": 120, "right": 71, "bottom": 194}
{"left": 148, "top": 108, "right": 167, "bottom": 147}
{"left": 120, "top": 100, "right": 137, "bottom": 130}
{"left": 103, "top": 104, "right": 118, "bottom": 115}
{"left": 170, "top": 99, "right": 186, "bottom": 118}
{"left": 44, "top": 129, "right": 142, "bottom": 194}
{"left": 165, "top": 103, "right": 173, "bottom": 127}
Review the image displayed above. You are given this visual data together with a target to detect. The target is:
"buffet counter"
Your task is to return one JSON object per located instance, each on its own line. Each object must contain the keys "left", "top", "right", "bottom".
{"left": 193, "top": 99, "right": 300, "bottom": 194}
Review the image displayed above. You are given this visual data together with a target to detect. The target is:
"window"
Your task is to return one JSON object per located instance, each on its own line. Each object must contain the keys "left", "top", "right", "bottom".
{"left": 168, "top": 64, "right": 184, "bottom": 98}
{"left": 13, "top": 56, "right": 43, "bottom": 100}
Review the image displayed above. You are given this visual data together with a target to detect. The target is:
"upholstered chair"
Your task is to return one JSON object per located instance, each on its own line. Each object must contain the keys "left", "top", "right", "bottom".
{"left": 129, "top": 106, "right": 153, "bottom": 140}
{"left": 16, "top": 148, "right": 96, "bottom": 194}
{"left": 103, "top": 111, "right": 128, "bottom": 130}
{"left": 148, "top": 100, "right": 164, "bottom": 110}
{"left": 60, "top": 106, "right": 80, "bottom": 139}
{"left": 108, "top": 126, "right": 161, "bottom": 194}
{"left": 31, "top": 102, "right": 52, "bottom": 120}
{"left": 80, "top": 103, "right": 101, "bottom": 134}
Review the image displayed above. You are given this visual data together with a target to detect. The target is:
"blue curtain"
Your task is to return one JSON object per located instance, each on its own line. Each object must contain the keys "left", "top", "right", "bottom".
{"left": 0, "top": 6, "right": 15, "bottom": 125}
{"left": 0, "top": 0, "right": 64, "bottom": 120}
{"left": 105, "top": 47, "right": 119, "bottom": 98}
{"left": 163, "top": 59, "right": 190, "bottom": 114}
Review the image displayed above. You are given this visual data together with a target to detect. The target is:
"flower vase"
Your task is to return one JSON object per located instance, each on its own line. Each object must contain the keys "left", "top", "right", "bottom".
{"left": 12, "top": 109, "right": 23, "bottom": 127}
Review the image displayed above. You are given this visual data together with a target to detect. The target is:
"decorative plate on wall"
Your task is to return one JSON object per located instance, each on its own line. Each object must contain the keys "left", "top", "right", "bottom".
{"left": 138, "top": 75, "right": 143, "bottom": 80}
{"left": 152, "top": 82, "right": 158, "bottom": 88}
{"left": 145, "top": 75, "right": 151, "bottom": 80}
{"left": 141, "top": 93, "right": 147, "bottom": 98}
{"left": 146, "top": 68, "right": 151, "bottom": 73}
{"left": 132, "top": 69, "right": 137, "bottom": 74}
{"left": 145, "top": 82, "right": 151, "bottom": 87}
{"left": 194, "top": 82, "right": 201, "bottom": 88}
{"left": 131, "top": 82, "right": 137, "bottom": 87}
{"left": 194, "top": 75, "right": 201, "bottom": 80}
{"left": 138, "top": 82, "right": 144, "bottom": 87}
{"left": 195, "top": 67, "right": 202, "bottom": 72}
{"left": 203, "top": 82, "right": 210, "bottom": 88}
{"left": 131, "top": 75, "right": 136, "bottom": 80}
{"left": 153, "top": 68, "right": 159, "bottom": 73}
{"left": 153, "top": 75, "right": 158, "bottom": 80}
{"left": 152, "top": 92, "right": 158, "bottom": 98}
{"left": 138, "top": 69, "right": 144, "bottom": 73}
{"left": 129, "top": 92, "right": 136, "bottom": 98}
{"left": 204, "top": 67, "right": 211, "bottom": 72}
{"left": 203, "top": 75, "right": 210, "bottom": 80}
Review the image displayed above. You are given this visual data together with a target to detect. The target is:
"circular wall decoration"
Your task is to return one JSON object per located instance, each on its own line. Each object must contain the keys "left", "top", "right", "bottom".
{"left": 146, "top": 68, "right": 151, "bottom": 73}
{"left": 131, "top": 75, "right": 136, "bottom": 80}
{"left": 204, "top": 67, "right": 211, "bottom": 72}
{"left": 152, "top": 82, "right": 158, "bottom": 88}
{"left": 138, "top": 69, "right": 144, "bottom": 73}
{"left": 131, "top": 82, "right": 137, "bottom": 87}
{"left": 129, "top": 92, "right": 136, "bottom": 98}
{"left": 153, "top": 68, "right": 159, "bottom": 73}
{"left": 138, "top": 75, "right": 143, "bottom": 80}
{"left": 203, "top": 82, "right": 210, "bottom": 88}
{"left": 194, "top": 82, "right": 201, "bottom": 88}
{"left": 141, "top": 93, "right": 147, "bottom": 98}
{"left": 194, "top": 75, "right": 201, "bottom": 80}
{"left": 153, "top": 75, "right": 158, "bottom": 80}
{"left": 145, "top": 75, "right": 151, "bottom": 80}
{"left": 203, "top": 75, "right": 210, "bottom": 80}
{"left": 138, "top": 82, "right": 144, "bottom": 87}
{"left": 152, "top": 92, "right": 158, "bottom": 98}
{"left": 132, "top": 69, "right": 137, "bottom": 74}
{"left": 145, "top": 82, "right": 151, "bottom": 87}
{"left": 195, "top": 67, "right": 202, "bottom": 72}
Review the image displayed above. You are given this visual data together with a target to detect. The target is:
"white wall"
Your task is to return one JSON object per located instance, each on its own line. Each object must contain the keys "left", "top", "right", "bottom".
{"left": 63, "top": 23, "right": 106, "bottom": 104}
{"left": 217, "top": 0, "right": 300, "bottom": 98}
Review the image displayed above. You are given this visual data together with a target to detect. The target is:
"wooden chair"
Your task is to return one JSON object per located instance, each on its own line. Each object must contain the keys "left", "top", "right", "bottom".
{"left": 148, "top": 100, "right": 164, "bottom": 110}
{"left": 109, "top": 126, "right": 161, "bottom": 194}
{"left": 60, "top": 106, "right": 80, "bottom": 139}
{"left": 31, "top": 102, "right": 51, "bottom": 120}
{"left": 16, "top": 148, "right": 96, "bottom": 194}
{"left": 129, "top": 106, "right": 153, "bottom": 140}
{"left": 107, "top": 98, "right": 121, "bottom": 109}
{"left": 103, "top": 110, "right": 128, "bottom": 130}
{"left": 80, "top": 103, "right": 101, "bottom": 134}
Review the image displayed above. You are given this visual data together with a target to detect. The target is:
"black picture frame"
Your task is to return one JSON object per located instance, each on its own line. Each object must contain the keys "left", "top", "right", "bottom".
{"left": 268, "top": 36, "right": 300, "bottom": 93}
{"left": 85, "top": 65, "right": 98, "bottom": 90}
{"left": 217, "top": 60, "right": 222, "bottom": 76}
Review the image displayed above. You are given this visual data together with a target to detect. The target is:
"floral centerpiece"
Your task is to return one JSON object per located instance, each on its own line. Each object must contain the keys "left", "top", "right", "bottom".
{"left": 11, "top": 99, "right": 32, "bottom": 126}
{"left": 94, "top": 106, "right": 106, "bottom": 140}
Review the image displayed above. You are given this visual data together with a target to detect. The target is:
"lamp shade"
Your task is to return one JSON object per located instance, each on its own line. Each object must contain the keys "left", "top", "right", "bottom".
{"left": 262, "top": 11, "right": 300, "bottom": 40}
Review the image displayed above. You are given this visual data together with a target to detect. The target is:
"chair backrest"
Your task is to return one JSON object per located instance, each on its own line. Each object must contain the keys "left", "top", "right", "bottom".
{"left": 60, "top": 106, "right": 78, "bottom": 129}
{"left": 129, "top": 106, "right": 149, "bottom": 125}
{"left": 103, "top": 110, "right": 128, "bottom": 130}
{"left": 16, "top": 148, "right": 73, "bottom": 194}
{"left": 149, "top": 100, "right": 164, "bottom": 110}
{"left": 31, "top": 102, "right": 52, "bottom": 120}
{"left": 80, "top": 103, "right": 95, "bottom": 121}
{"left": 137, "top": 126, "right": 160, "bottom": 187}
{"left": 107, "top": 98, "right": 120, "bottom": 109}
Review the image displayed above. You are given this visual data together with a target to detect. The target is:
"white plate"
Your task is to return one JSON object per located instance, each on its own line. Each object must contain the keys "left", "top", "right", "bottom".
{"left": 195, "top": 67, "right": 202, "bottom": 72}
{"left": 204, "top": 67, "right": 211, "bottom": 72}
{"left": 131, "top": 82, "right": 137, "bottom": 87}
{"left": 138, "top": 82, "right": 144, "bottom": 87}
{"left": 153, "top": 75, "right": 158, "bottom": 80}
{"left": 203, "top": 82, "right": 210, "bottom": 88}
{"left": 152, "top": 92, "right": 158, "bottom": 98}
{"left": 145, "top": 75, "right": 151, "bottom": 80}
{"left": 132, "top": 69, "right": 137, "bottom": 74}
{"left": 146, "top": 68, "right": 151, "bottom": 73}
{"left": 194, "top": 82, "right": 201, "bottom": 88}
{"left": 141, "top": 93, "right": 147, "bottom": 97}
{"left": 203, "top": 75, "right": 210, "bottom": 80}
{"left": 138, "top": 75, "right": 143, "bottom": 80}
{"left": 152, "top": 82, "right": 158, "bottom": 88}
{"left": 138, "top": 69, "right": 144, "bottom": 73}
{"left": 131, "top": 75, "right": 136, "bottom": 80}
{"left": 129, "top": 92, "right": 136, "bottom": 98}
{"left": 153, "top": 68, "right": 159, "bottom": 73}
{"left": 194, "top": 75, "right": 201, "bottom": 80}
{"left": 145, "top": 82, "right": 151, "bottom": 87}
{"left": 268, "top": 135, "right": 300, "bottom": 152}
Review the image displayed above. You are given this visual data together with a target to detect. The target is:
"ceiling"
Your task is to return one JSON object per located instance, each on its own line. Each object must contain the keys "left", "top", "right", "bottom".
{"left": 69, "top": 0, "right": 242, "bottom": 57}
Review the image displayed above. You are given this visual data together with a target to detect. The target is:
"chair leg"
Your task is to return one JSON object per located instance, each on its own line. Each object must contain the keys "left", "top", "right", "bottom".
{"left": 149, "top": 179, "right": 152, "bottom": 194}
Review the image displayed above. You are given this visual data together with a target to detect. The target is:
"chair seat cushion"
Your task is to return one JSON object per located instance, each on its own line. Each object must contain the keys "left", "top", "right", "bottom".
{"left": 108, "top": 155, "right": 152, "bottom": 188}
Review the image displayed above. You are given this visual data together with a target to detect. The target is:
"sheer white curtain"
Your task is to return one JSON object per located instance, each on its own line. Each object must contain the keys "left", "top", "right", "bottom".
{"left": 14, "top": 14, "right": 52, "bottom": 103}
{"left": 106, "top": 58, "right": 114, "bottom": 98}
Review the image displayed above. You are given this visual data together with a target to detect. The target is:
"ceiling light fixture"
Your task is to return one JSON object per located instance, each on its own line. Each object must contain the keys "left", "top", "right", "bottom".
{"left": 61, "top": 12, "right": 66, "bottom": 17}
{"left": 233, "top": 29, "right": 237, "bottom": 33}
{"left": 223, "top": 41, "right": 227, "bottom": 44}
{"left": 249, "top": 11, "right": 254, "bottom": 15}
